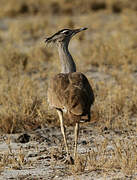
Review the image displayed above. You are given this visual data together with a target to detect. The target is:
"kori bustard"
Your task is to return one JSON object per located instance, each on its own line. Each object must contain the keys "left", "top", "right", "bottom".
{"left": 45, "top": 27, "right": 94, "bottom": 163}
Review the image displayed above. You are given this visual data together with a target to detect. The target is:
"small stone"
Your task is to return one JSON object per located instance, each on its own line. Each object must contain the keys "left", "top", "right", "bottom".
{"left": 82, "top": 140, "right": 87, "bottom": 145}
{"left": 17, "top": 133, "right": 30, "bottom": 143}
{"left": 103, "top": 127, "right": 108, "bottom": 131}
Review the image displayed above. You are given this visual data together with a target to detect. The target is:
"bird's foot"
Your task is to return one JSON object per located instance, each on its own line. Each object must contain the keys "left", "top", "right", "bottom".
{"left": 64, "top": 155, "right": 74, "bottom": 165}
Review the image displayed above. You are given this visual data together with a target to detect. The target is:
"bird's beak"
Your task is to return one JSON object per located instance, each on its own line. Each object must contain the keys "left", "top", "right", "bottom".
{"left": 73, "top": 27, "right": 88, "bottom": 35}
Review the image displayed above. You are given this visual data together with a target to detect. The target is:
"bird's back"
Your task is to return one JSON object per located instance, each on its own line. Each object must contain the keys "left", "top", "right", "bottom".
{"left": 47, "top": 72, "right": 94, "bottom": 123}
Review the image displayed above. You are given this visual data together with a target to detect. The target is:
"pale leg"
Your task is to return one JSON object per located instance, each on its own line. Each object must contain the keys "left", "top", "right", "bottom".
{"left": 57, "top": 110, "right": 69, "bottom": 156}
{"left": 74, "top": 122, "right": 79, "bottom": 159}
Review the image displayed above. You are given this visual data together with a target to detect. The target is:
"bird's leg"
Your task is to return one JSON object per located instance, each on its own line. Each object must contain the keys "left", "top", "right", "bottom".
{"left": 74, "top": 122, "right": 79, "bottom": 160}
{"left": 57, "top": 110, "right": 69, "bottom": 156}
{"left": 57, "top": 109, "right": 74, "bottom": 164}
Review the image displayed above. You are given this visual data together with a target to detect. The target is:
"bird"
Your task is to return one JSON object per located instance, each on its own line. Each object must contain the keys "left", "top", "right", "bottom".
{"left": 45, "top": 27, "right": 94, "bottom": 164}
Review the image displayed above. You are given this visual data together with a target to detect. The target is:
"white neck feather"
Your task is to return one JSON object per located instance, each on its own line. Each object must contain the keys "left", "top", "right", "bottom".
{"left": 58, "top": 42, "right": 76, "bottom": 73}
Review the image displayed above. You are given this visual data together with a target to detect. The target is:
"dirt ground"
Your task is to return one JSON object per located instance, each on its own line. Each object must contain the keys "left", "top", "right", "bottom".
{"left": 0, "top": 123, "right": 136, "bottom": 179}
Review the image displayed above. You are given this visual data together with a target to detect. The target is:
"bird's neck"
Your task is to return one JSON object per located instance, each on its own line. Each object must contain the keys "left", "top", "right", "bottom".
{"left": 58, "top": 43, "right": 76, "bottom": 73}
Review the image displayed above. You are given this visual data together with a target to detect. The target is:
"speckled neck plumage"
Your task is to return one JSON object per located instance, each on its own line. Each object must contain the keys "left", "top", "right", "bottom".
{"left": 58, "top": 42, "right": 76, "bottom": 73}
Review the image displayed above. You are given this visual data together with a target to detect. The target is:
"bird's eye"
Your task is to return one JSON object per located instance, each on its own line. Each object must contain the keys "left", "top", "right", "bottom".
{"left": 62, "top": 30, "right": 70, "bottom": 35}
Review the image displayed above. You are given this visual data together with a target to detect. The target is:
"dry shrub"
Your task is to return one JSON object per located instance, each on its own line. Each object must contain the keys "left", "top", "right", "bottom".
{"left": 0, "top": 45, "right": 57, "bottom": 133}
{"left": 0, "top": 47, "right": 28, "bottom": 72}
{"left": 69, "top": 136, "right": 136, "bottom": 176}
{"left": 71, "top": 155, "right": 87, "bottom": 173}
{"left": 92, "top": 78, "right": 137, "bottom": 130}
{"left": 0, "top": 41, "right": 59, "bottom": 133}
{"left": 1, "top": 0, "right": 137, "bottom": 18}
{"left": 0, "top": 76, "right": 41, "bottom": 133}
{"left": 86, "top": 137, "right": 137, "bottom": 175}
{"left": 8, "top": 16, "right": 48, "bottom": 43}
{"left": 87, "top": 35, "right": 137, "bottom": 69}
{"left": 0, "top": 72, "right": 59, "bottom": 133}
{"left": 0, "top": 137, "right": 30, "bottom": 170}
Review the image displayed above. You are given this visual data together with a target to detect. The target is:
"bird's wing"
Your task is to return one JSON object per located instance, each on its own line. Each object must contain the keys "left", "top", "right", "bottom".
{"left": 47, "top": 72, "right": 94, "bottom": 116}
{"left": 67, "top": 72, "right": 94, "bottom": 115}
{"left": 47, "top": 73, "right": 69, "bottom": 109}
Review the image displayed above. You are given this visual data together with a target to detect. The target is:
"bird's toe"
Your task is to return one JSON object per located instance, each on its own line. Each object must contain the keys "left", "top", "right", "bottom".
{"left": 64, "top": 155, "right": 74, "bottom": 165}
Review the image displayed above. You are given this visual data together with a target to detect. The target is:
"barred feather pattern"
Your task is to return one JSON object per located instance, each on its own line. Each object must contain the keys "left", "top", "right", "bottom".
{"left": 47, "top": 72, "right": 94, "bottom": 123}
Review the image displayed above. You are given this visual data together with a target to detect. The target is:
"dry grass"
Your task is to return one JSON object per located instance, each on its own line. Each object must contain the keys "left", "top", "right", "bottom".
{"left": 71, "top": 136, "right": 136, "bottom": 178}
{"left": 1, "top": 0, "right": 137, "bottom": 18}
{"left": 0, "top": 0, "right": 137, "bottom": 179}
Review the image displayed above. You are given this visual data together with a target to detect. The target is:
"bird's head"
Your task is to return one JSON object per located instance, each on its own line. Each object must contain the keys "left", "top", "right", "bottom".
{"left": 45, "top": 27, "right": 87, "bottom": 47}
